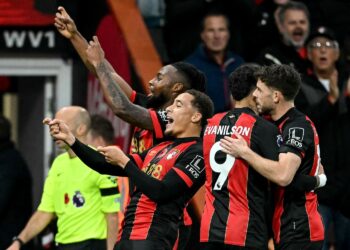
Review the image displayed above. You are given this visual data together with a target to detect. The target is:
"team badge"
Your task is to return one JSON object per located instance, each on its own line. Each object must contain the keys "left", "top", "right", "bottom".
{"left": 166, "top": 149, "right": 180, "bottom": 160}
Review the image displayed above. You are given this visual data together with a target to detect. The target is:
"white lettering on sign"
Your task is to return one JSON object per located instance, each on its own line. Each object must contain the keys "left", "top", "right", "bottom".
{"left": 3, "top": 30, "right": 55, "bottom": 48}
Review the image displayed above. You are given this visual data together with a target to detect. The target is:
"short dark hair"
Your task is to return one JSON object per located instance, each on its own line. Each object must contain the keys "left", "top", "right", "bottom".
{"left": 277, "top": 1, "right": 309, "bottom": 24}
{"left": 0, "top": 114, "right": 11, "bottom": 142}
{"left": 229, "top": 64, "right": 260, "bottom": 101}
{"left": 185, "top": 89, "right": 214, "bottom": 127}
{"left": 171, "top": 62, "right": 207, "bottom": 93}
{"left": 201, "top": 10, "right": 230, "bottom": 32}
{"left": 90, "top": 114, "right": 115, "bottom": 145}
{"left": 255, "top": 64, "right": 301, "bottom": 101}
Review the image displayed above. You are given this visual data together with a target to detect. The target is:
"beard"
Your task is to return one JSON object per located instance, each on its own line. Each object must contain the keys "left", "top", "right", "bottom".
{"left": 146, "top": 92, "right": 167, "bottom": 109}
{"left": 258, "top": 105, "right": 274, "bottom": 116}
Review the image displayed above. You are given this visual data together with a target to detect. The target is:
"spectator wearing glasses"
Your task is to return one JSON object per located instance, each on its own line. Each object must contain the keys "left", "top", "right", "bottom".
{"left": 296, "top": 26, "right": 350, "bottom": 250}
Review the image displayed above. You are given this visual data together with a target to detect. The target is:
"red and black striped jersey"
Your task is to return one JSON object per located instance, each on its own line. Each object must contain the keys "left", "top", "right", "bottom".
{"left": 129, "top": 91, "right": 168, "bottom": 154}
{"left": 128, "top": 91, "right": 193, "bottom": 228}
{"left": 200, "top": 108, "right": 280, "bottom": 248}
{"left": 273, "top": 108, "right": 324, "bottom": 245}
{"left": 119, "top": 138, "right": 205, "bottom": 247}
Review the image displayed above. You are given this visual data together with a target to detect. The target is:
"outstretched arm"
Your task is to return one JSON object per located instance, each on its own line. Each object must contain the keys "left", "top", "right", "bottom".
{"left": 86, "top": 36, "right": 154, "bottom": 130}
{"left": 98, "top": 146, "right": 193, "bottom": 203}
{"left": 43, "top": 118, "right": 127, "bottom": 176}
{"left": 54, "top": 6, "right": 133, "bottom": 99}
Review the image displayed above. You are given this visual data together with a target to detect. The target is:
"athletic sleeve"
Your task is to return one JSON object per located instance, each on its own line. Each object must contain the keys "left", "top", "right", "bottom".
{"left": 124, "top": 143, "right": 205, "bottom": 203}
{"left": 253, "top": 118, "right": 280, "bottom": 161}
{"left": 132, "top": 91, "right": 148, "bottom": 107}
{"left": 279, "top": 118, "right": 313, "bottom": 159}
{"left": 171, "top": 143, "right": 205, "bottom": 188}
{"left": 70, "top": 139, "right": 127, "bottom": 176}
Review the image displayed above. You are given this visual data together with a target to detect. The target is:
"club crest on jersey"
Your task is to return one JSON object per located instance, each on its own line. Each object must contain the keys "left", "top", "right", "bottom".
{"left": 166, "top": 149, "right": 180, "bottom": 160}
{"left": 287, "top": 127, "right": 304, "bottom": 148}
{"left": 73, "top": 191, "right": 85, "bottom": 208}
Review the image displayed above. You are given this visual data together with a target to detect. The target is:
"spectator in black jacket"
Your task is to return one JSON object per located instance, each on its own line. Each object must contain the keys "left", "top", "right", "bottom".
{"left": 0, "top": 115, "right": 33, "bottom": 250}
{"left": 256, "top": 1, "right": 311, "bottom": 75}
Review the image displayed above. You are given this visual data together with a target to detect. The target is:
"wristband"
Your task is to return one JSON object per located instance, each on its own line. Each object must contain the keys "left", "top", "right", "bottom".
{"left": 317, "top": 174, "right": 327, "bottom": 188}
{"left": 12, "top": 236, "right": 24, "bottom": 247}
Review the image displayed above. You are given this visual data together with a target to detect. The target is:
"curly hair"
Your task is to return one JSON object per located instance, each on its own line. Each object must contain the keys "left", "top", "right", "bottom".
{"left": 255, "top": 64, "right": 301, "bottom": 101}
{"left": 229, "top": 63, "right": 260, "bottom": 101}
{"left": 171, "top": 62, "right": 207, "bottom": 93}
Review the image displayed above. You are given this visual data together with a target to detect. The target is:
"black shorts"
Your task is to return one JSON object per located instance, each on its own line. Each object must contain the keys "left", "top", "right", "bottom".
{"left": 115, "top": 239, "right": 171, "bottom": 250}
{"left": 176, "top": 224, "right": 191, "bottom": 250}
{"left": 275, "top": 240, "right": 323, "bottom": 250}
{"left": 200, "top": 242, "right": 265, "bottom": 250}
{"left": 56, "top": 239, "right": 106, "bottom": 250}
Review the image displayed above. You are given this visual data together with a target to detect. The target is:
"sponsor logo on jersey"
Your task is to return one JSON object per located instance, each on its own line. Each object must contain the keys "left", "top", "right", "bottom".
{"left": 287, "top": 127, "right": 304, "bottom": 148}
{"left": 185, "top": 155, "right": 204, "bottom": 179}
{"left": 204, "top": 125, "right": 251, "bottom": 136}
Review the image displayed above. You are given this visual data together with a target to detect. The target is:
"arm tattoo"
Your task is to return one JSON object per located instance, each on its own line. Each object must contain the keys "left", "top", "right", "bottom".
{"left": 96, "top": 61, "right": 154, "bottom": 130}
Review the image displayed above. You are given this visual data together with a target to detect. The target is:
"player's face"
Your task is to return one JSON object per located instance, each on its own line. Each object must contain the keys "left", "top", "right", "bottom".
{"left": 279, "top": 10, "right": 309, "bottom": 48}
{"left": 165, "top": 93, "right": 198, "bottom": 138}
{"left": 253, "top": 80, "right": 275, "bottom": 115}
{"left": 147, "top": 65, "right": 177, "bottom": 108}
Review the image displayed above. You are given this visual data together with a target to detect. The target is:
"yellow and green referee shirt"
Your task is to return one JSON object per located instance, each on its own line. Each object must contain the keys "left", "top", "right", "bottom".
{"left": 38, "top": 152, "right": 120, "bottom": 244}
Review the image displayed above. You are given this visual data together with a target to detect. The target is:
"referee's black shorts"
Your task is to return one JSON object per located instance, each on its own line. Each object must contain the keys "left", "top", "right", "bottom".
{"left": 56, "top": 239, "right": 106, "bottom": 250}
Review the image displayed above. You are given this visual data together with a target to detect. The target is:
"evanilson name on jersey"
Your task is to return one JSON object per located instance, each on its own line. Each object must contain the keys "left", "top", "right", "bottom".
{"left": 204, "top": 125, "right": 251, "bottom": 136}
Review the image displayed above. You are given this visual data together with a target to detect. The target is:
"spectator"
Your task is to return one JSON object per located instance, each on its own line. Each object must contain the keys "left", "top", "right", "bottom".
{"left": 7, "top": 106, "right": 120, "bottom": 250}
{"left": 250, "top": 0, "right": 290, "bottom": 61}
{"left": 186, "top": 11, "right": 244, "bottom": 114}
{"left": 256, "top": 1, "right": 310, "bottom": 75}
{"left": 0, "top": 115, "right": 33, "bottom": 250}
{"left": 297, "top": 26, "right": 350, "bottom": 250}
